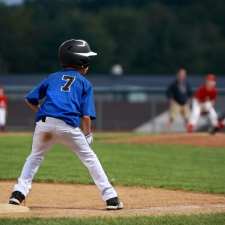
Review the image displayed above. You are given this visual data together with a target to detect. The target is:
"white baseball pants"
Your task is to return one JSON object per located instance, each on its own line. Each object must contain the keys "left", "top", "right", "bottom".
{"left": 13, "top": 117, "right": 117, "bottom": 201}
{"left": 0, "top": 108, "right": 6, "bottom": 126}
{"left": 189, "top": 99, "right": 218, "bottom": 127}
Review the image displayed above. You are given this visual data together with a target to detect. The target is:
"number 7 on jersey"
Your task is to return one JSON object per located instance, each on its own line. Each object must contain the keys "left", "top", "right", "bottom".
{"left": 61, "top": 75, "right": 75, "bottom": 92}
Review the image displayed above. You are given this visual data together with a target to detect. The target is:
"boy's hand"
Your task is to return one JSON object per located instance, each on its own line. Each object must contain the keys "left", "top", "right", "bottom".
{"left": 85, "top": 133, "right": 93, "bottom": 145}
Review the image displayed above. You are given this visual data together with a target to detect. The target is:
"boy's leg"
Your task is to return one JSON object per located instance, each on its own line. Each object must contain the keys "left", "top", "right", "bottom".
{"left": 204, "top": 103, "right": 218, "bottom": 127}
{"left": 169, "top": 101, "right": 178, "bottom": 124}
{"left": 181, "top": 103, "right": 190, "bottom": 124}
{"left": 11, "top": 122, "right": 54, "bottom": 202}
{"left": 167, "top": 101, "right": 178, "bottom": 129}
{"left": 0, "top": 108, "right": 6, "bottom": 131}
{"left": 59, "top": 127, "right": 118, "bottom": 202}
{"left": 188, "top": 99, "right": 201, "bottom": 131}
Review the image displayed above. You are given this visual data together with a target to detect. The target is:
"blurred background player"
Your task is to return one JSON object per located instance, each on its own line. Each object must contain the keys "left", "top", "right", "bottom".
{"left": 166, "top": 68, "right": 192, "bottom": 129}
{"left": 0, "top": 87, "right": 8, "bottom": 131}
{"left": 187, "top": 74, "right": 219, "bottom": 132}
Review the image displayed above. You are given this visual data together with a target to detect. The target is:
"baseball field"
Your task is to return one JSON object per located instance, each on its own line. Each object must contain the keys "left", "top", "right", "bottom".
{"left": 0, "top": 132, "right": 225, "bottom": 224}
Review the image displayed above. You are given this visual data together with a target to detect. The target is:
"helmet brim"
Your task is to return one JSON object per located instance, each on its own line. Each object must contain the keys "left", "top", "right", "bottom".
{"left": 74, "top": 51, "right": 97, "bottom": 57}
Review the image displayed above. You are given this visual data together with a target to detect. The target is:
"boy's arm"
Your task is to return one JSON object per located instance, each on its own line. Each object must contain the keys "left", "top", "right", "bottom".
{"left": 81, "top": 115, "right": 92, "bottom": 135}
{"left": 25, "top": 99, "right": 40, "bottom": 112}
{"left": 81, "top": 83, "right": 96, "bottom": 144}
{"left": 82, "top": 116, "right": 93, "bottom": 145}
{"left": 25, "top": 78, "right": 48, "bottom": 111}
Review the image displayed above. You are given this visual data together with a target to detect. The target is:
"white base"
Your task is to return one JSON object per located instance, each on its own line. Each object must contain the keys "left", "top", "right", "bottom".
{"left": 0, "top": 203, "right": 29, "bottom": 214}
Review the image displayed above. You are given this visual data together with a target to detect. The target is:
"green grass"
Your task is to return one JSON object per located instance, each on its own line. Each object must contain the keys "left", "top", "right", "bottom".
{"left": 0, "top": 213, "right": 225, "bottom": 225}
{"left": 0, "top": 134, "right": 225, "bottom": 193}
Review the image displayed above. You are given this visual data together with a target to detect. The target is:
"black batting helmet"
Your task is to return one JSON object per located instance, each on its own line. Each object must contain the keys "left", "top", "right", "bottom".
{"left": 58, "top": 39, "right": 97, "bottom": 68}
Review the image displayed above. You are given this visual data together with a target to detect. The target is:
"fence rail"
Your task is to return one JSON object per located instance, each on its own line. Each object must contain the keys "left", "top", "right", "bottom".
{"left": 3, "top": 83, "right": 225, "bottom": 132}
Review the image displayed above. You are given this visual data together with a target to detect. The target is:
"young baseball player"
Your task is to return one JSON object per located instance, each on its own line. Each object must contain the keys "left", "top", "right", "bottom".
{"left": 0, "top": 87, "right": 8, "bottom": 131}
{"left": 9, "top": 39, "right": 123, "bottom": 210}
{"left": 187, "top": 74, "right": 219, "bottom": 132}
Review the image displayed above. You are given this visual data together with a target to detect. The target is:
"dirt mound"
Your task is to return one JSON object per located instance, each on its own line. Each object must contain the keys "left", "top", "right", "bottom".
{"left": 105, "top": 133, "right": 225, "bottom": 148}
{"left": 0, "top": 181, "right": 225, "bottom": 218}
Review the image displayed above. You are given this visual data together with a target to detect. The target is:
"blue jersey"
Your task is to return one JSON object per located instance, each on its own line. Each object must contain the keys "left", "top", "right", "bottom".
{"left": 25, "top": 68, "right": 96, "bottom": 127}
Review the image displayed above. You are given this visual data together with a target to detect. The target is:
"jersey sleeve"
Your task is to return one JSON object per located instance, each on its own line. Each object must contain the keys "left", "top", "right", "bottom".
{"left": 81, "top": 83, "right": 96, "bottom": 120}
{"left": 194, "top": 87, "right": 203, "bottom": 100}
{"left": 25, "top": 78, "right": 48, "bottom": 105}
{"left": 211, "top": 89, "right": 218, "bottom": 101}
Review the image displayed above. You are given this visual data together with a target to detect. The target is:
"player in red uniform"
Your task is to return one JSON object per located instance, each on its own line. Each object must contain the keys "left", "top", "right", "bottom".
{"left": 187, "top": 74, "right": 219, "bottom": 132}
{"left": 0, "top": 87, "right": 8, "bottom": 131}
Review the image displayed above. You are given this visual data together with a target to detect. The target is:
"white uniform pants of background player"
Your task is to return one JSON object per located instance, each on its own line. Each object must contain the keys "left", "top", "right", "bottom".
{"left": 189, "top": 99, "right": 218, "bottom": 127}
{"left": 13, "top": 117, "right": 117, "bottom": 201}
{"left": 0, "top": 108, "right": 6, "bottom": 127}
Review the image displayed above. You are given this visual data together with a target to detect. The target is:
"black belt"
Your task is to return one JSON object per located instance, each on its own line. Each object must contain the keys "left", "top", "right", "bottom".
{"left": 41, "top": 117, "right": 46, "bottom": 122}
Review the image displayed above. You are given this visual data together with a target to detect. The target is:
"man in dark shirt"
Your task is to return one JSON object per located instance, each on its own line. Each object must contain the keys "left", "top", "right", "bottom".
{"left": 166, "top": 68, "right": 192, "bottom": 128}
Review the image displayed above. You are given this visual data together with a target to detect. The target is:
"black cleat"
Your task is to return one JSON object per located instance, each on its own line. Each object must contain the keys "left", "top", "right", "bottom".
{"left": 9, "top": 191, "right": 25, "bottom": 205}
{"left": 106, "top": 197, "right": 123, "bottom": 210}
{"left": 209, "top": 121, "right": 224, "bottom": 135}
{"left": 209, "top": 126, "right": 220, "bottom": 135}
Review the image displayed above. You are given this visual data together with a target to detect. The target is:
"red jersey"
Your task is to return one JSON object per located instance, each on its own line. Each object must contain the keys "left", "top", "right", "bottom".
{"left": 195, "top": 85, "right": 217, "bottom": 102}
{"left": 0, "top": 95, "right": 8, "bottom": 108}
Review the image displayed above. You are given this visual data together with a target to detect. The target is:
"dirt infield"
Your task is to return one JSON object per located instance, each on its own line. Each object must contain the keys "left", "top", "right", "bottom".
{"left": 104, "top": 133, "right": 225, "bottom": 148}
{"left": 0, "top": 181, "right": 225, "bottom": 218}
{"left": 1, "top": 132, "right": 225, "bottom": 148}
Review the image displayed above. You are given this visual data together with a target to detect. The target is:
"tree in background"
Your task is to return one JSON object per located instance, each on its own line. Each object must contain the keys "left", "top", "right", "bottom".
{"left": 0, "top": 0, "right": 225, "bottom": 74}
